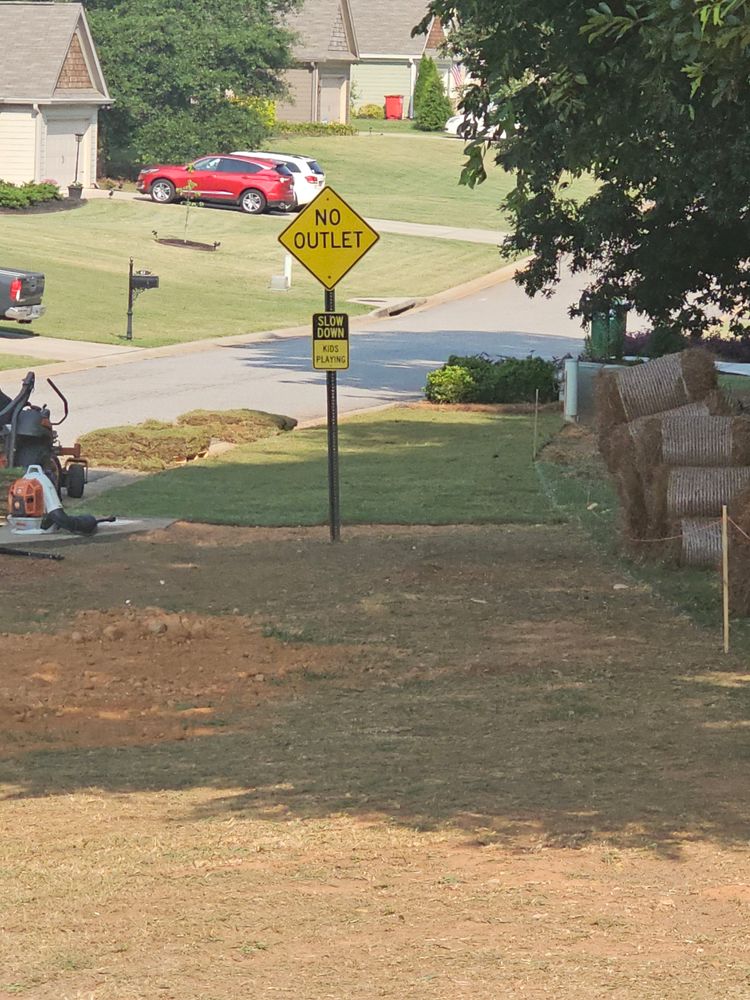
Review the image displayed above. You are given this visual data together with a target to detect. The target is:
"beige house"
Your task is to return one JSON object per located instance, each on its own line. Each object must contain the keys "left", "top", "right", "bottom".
{"left": 0, "top": 2, "right": 110, "bottom": 188}
{"left": 349, "top": 2, "right": 457, "bottom": 118}
{"left": 277, "top": 0, "right": 358, "bottom": 124}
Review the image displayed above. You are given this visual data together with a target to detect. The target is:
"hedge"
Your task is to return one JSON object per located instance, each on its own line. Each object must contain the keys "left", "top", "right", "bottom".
{"left": 272, "top": 121, "right": 357, "bottom": 137}
{"left": 0, "top": 181, "right": 61, "bottom": 209}
{"left": 425, "top": 355, "right": 559, "bottom": 404}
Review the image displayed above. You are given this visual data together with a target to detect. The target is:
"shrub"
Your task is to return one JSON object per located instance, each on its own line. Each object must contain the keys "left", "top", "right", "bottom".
{"left": 134, "top": 101, "right": 269, "bottom": 164}
{"left": 424, "top": 365, "right": 476, "bottom": 403}
{"left": 356, "top": 103, "right": 385, "bottom": 119}
{"left": 425, "top": 355, "right": 558, "bottom": 404}
{"left": 229, "top": 95, "right": 276, "bottom": 130}
{"left": 0, "top": 180, "right": 61, "bottom": 209}
{"left": 413, "top": 56, "right": 440, "bottom": 118}
{"left": 415, "top": 76, "right": 453, "bottom": 132}
{"left": 272, "top": 120, "right": 357, "bottom": 137}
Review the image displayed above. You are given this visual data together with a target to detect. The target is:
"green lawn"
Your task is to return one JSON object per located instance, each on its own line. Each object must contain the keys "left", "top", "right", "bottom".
{"left": 0, "top": 353, "right": 56, "bottom": 371}
{"left": 350, "top": 117, "right": 420, "bottom": 134}
{"left": 267, "top": 133, "right": 597, "bottom": 230}
{"left": 92, "top": 406, "right": 563, "bottom": 526}
{"left": 1, "top": 199, "right": 503, "bottom": 346}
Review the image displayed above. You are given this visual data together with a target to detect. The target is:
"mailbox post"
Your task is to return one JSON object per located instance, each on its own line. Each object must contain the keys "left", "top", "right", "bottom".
{"left": 126, "top": 257, "right": 159, "bottom": 341}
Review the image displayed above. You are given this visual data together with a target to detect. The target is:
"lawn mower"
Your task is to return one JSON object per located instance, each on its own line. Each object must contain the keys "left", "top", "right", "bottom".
{"left": 0, "top": 371, "right": 87, "bottom": 498}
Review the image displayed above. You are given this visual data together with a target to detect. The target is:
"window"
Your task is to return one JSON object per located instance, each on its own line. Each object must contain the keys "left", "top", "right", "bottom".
{"left": 192, "top": 157, "right": 221, "bottom": 171}
{"left": 220, "top": 158, "right": 261, "bottom": 173}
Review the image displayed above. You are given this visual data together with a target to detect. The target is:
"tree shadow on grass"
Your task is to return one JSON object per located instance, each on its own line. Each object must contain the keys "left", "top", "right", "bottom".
{"left": 1, "top": 660, "right": 749, "bottom": 859}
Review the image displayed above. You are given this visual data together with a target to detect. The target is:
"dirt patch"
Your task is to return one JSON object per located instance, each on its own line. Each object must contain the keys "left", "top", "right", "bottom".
{"left": 410, "top": 400, "right": 562, "bottom": 415}
{"left": 0, "top": 608, "right": 366, "bottom": 755}
{"left": 2, "top": 522, "right": 750, "bottom": 998}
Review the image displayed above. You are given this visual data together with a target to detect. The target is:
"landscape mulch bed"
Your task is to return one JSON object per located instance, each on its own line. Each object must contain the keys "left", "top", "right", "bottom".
{"left": 0, "top": 199, "right": 84, "bottom": 216}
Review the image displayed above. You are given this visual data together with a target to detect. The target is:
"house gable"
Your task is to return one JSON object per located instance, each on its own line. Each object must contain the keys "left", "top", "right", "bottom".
{"left": 55, "top": 32, "right": 93, "bottom": 92}
{"left": 424, "top": 15, "right": 446, "bottom": 53}
{"left": 287, "top": 0, "right": 358, "bottom": 63}
{"left": 0, "top": 3, "right": 110, "bottom": 103}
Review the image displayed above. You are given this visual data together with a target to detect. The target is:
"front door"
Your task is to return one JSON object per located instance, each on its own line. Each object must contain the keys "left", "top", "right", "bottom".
{"left": 318, "top": 74, "right": 346, "bottom": 123}
{"left": 44, "top": 119, "right": 88, "bottom": 187}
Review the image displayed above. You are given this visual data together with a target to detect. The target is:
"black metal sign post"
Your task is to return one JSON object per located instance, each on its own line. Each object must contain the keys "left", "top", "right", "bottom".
{"left": 126, "top": 258, "right": 159, "bottom": 341}
{"left": 324, "top": 287, "right": 341, "bottom": 542}
{"left": 126, "top": 257, "right": 134, "bottom": 341}
{"left": 277, "top": 187, "right": 379, "bottom": 544}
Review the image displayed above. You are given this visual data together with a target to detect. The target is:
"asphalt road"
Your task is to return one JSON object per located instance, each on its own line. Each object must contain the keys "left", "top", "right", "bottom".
{"left": 53, "top": 267, "right": 588, "bottom": 441}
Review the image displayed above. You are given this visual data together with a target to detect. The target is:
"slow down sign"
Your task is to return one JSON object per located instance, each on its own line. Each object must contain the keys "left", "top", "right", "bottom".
{"left": 278, "top": 187, "right": 379, "bottom": 289}
{"left": 312, "top": 312, "right": 349, "bottom": 370}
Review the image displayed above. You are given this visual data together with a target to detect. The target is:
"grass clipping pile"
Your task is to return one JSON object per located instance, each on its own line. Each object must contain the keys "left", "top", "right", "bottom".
{"left": 596, "top": 349, "right": 750, "bottom": 579}
{"left": 78, "top": 408, "right": 297, "bottom": 471}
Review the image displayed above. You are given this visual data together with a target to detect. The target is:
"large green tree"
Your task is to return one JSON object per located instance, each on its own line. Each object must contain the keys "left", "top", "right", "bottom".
{"left": 85, "top": 0, "right": 299, "bottom": 168}
{"left": 420, "top": 1, "right": 750, "bottom": 335}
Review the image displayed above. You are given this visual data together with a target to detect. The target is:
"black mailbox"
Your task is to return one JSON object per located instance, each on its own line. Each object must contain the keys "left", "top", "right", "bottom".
{"left": 131, "top": 271, "right": 159, "bottom": 290}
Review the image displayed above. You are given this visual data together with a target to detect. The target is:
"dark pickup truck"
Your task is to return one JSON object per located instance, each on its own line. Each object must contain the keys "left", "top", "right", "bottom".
{"left": 0, "top": 268, "right": 45, "bottom": 324}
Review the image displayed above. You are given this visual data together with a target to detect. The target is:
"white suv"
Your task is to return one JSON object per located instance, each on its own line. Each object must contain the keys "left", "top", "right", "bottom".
{"left": 231, "top": 151, "right": 325, "bottom": 207}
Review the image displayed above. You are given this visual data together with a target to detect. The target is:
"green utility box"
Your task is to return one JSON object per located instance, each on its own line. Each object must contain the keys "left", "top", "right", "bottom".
{"left": 590, "top": 302, "right": 629, "bottom": 358}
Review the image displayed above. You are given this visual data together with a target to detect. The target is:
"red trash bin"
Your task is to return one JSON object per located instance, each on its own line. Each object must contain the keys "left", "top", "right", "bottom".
{"left": 384, "top": 94, "right": 404, "bottom": 120}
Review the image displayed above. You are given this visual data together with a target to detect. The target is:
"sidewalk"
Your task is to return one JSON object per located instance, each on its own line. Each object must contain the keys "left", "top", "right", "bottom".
{"left": 0, "top": 329, "right": 136, "bottom": 362}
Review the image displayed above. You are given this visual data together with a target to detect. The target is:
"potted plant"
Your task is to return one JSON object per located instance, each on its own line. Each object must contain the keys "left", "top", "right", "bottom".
{"left": 67, "top": 181, "right": 83, "bottom": 201}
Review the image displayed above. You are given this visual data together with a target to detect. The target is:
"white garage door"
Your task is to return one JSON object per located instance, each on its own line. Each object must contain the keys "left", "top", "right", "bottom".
{"left": 44, "top": 119, "right": 88, "bottom": 187}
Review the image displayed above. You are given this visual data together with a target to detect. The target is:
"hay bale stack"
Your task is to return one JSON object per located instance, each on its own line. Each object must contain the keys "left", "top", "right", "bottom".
{"left": 605, "top": 405, "right": 742, "bottom": 546}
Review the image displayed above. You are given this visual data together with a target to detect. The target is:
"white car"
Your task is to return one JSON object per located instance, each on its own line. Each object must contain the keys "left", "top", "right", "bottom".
{"left": 445, "top": 106, "right": 506, "bottom": 139}
{"left": 231, "top": 151, "right": 325, "bottom": 207}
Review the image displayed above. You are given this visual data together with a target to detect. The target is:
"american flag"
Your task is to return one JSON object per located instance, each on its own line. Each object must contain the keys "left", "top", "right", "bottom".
{"left": 451, "top": 63, "right": 464, "bottom": 93}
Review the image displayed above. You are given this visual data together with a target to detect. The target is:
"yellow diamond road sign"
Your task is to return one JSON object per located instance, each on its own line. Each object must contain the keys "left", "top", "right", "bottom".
{"left": 278, "top": 186, "right": 379, "bottom": 290}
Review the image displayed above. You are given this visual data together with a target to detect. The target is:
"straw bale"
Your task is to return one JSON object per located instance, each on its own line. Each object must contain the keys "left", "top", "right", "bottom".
{"left": 612, "top": 462, "right": 650, "bottom": 547}
{"left": 595, "top": 369, "right": 628, "bottom": 455}
{"left": 728, "top": 486, "right": 750, "bottom": 615}
{"left": 680, "top": 518, "right": 722, "bottom": 567}
{"left": 679, "top": 348, "right": 719, "bottom": 406}
{"left": 666, "top": 466, "right": 750, "bottom": 519}
{"left": 595, "top": 349, "right": 718, "bottom": 455}
{"left": 615, "top": 353, "right": 690, "bottom": 421}
{"left": 704, "top": 388, "right": 738, "bottom": 416}
{"left": 646, "top": 465, "right": 672, "bottom": 539}
{"left": 644, "top": 465, "right": 750, "bottom": 540}
{"left": 657, "top": 414, "right": 750, "bottom": 466}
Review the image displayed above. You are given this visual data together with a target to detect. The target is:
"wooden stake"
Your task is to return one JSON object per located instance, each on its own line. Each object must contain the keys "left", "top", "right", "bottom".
{"left": 532, "top": 388, "right": 540, "bottom": 461}
{"left": 722, "top": 504, "right": 730, "bottom": 654}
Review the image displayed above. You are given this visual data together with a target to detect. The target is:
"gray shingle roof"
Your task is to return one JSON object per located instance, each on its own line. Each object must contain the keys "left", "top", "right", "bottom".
{"left": 287, "top": 0, "right": 358, "bottom": 62}
{"left": 349, "top": 0, "right": 432, "bottom": 57}
{"left": 0, "top": 3, "right": 108, "bottom": 101}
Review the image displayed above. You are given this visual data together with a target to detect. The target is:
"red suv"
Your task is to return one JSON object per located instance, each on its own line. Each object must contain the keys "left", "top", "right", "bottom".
{"left": 136, "top": 154, "right": 295, "bottom": 214}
